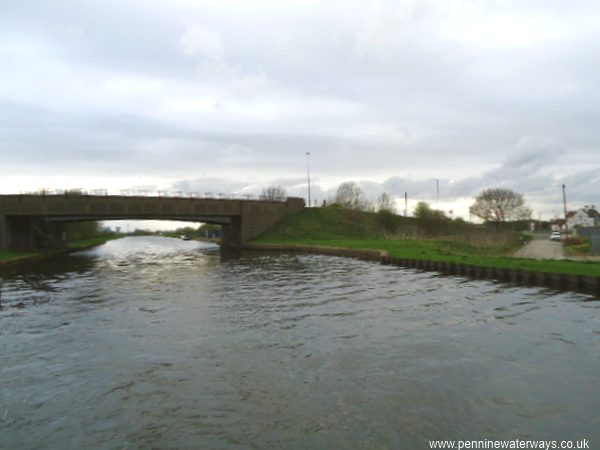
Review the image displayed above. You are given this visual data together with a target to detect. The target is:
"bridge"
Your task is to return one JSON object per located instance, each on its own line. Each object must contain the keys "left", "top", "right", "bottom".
{"left": 0, "top": 193, "right": 304, "bottom": 251}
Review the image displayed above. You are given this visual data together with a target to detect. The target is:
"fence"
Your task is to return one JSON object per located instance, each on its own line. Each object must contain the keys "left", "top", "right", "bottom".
{"left": 578, "top": 227, "right": 600, "bottom": 255}
{"left": 14, "top": 189, "right": 287, "bottom": 202}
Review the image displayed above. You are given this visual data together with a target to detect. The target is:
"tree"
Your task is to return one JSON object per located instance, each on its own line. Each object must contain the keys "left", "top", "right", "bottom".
{"left": 334, "top": 181, "right": 371, "bottom": 210}
{"left": 413, "top": 201, "right": 446, "bottom": 236}
{"left": 413, "top": 201, "right": 445, "bottom": 220}
{"left": 469, "top": 188, "right": 531, "bottom": 223}
{"left": 66, "top": 221, "right": 101, "bottom": 240}
{"left": 377, "top": 192, "right": 396, "bottom": 213}
{"left": 260, "top": 185, "right": 287, "bottom": 201}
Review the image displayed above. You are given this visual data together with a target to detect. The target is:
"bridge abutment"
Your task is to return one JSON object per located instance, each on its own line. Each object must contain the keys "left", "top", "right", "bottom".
{"left": 3, "top": 216, "right": 36, "bottom": 251}
{"left": 241, "top": 197, "right": 305, "bottom": 244}
{"left": 0, "top": 215, "right": 7, "bottom": 250}
{"left": 221, "top": 198, "right": 304, "bottom": 247}
{"left": 222, "top": 216, "right": 242, "bottom": 247}
{"left": 0, "top": 216, "right": 67, "bottom": 252}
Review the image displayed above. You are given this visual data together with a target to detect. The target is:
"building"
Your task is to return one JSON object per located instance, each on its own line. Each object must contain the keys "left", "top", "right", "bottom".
{"left": 551, "top": 219, "right": 565, "bottom": 232}
{"left": 566, "top": 206, "right": 600, "bottom": 234}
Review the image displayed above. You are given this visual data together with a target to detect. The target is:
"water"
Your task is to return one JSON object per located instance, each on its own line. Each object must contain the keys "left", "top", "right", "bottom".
{"left": 1, "top": 236, "right": 599, "bottom": 449}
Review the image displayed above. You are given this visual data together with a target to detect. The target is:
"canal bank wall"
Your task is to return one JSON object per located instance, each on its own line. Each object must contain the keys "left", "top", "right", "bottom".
{"left": 243, "top": 243, "right": 600, "bottom": 297}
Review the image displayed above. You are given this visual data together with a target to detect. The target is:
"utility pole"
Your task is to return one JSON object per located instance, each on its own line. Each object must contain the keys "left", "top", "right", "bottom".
{"left": 562, "top": 184, "right": 568, "bottom": 238}
{"left": 306, "top": 152, "right": 311, "bottom": 208}
{"left": 404, "top": 192, "right": 408, "bottom": 217}
{"left": 435, "top": 179, "right": 439, "bottom": 209}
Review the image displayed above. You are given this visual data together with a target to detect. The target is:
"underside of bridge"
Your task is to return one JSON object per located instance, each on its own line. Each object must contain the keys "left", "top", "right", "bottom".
{"left": 0, "top": 195, "right": 304, "bottom": 252}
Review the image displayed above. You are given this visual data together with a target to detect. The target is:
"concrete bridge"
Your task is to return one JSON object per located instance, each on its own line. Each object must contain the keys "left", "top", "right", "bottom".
{"left": 0, "top": 194, "right": 304, "bottom": 251}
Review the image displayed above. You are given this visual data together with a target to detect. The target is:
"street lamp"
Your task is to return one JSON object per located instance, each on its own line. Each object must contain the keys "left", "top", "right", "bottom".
{"left": 306, "top": 152, "right": 311, "bottom": 207}
{"left": 563, "top": 184, "right": 569, "bottom": 237}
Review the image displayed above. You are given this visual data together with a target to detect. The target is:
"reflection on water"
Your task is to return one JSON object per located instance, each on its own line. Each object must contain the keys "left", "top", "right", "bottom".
{"left": 1, "top": 236, "right": 599, "bottom": 449}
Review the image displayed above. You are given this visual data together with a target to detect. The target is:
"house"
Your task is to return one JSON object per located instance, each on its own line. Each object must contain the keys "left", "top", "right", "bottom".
{"left": 566, "top": 206, "right": 600, "bottom": 233}
{"left": 550, "top": 219, "right": 565, "bottom": 232}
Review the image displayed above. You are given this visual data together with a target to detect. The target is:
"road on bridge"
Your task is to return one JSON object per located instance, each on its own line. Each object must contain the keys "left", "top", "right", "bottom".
{"left": 513, "top": 234, "right": 565, "bottom": 260}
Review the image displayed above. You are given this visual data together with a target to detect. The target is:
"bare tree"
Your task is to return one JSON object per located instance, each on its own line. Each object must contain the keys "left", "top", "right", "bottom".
{"left": 260, "top": 185, "right": 287, "bottom": 201}
{"left": 469, "top": 188, "right": 531, "bottom": 222}
{"left": 377, "top": 192, "right": 396, "bottom": 213}
{"left": 334, "top": 182, "right": 371, "bottom": 210}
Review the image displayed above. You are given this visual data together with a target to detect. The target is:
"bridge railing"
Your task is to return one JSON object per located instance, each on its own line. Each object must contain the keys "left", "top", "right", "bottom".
{"left": 14, "top": 189, "right": 290, "bottom": 202}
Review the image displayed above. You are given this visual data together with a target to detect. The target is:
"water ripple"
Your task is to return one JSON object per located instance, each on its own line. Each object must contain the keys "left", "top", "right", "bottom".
{"left": 1, "top": 237, "right": 599, "bottom": 449}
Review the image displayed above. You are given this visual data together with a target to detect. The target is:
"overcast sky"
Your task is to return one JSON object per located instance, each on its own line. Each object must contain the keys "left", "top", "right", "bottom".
{"left": 2, "top": 0, "right": 599, "bottom": 220}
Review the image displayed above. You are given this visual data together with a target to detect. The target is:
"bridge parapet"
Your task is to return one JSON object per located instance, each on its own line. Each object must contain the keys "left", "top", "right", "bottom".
{"left": 17, "top": 189, "right": 274, "bottom": 201}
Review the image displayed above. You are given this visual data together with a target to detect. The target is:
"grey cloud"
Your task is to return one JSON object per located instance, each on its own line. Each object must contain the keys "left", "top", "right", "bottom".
{"left": 171, "top": 178, "right": 249, "bottom": 195}
{"left": 168, "top": 176, "right": 327, "bottom": 206}
{"left": 444, "top": 137, "right": 565, "bottom": 199}
{"left": 380, "top": 177, "right": 440, "bottom": 202}
{"left": 365, "top": 138, "right": 599, "bottom": 216}
{"left": 1, "top": 0, "right": 599, "bottom": 218}
{"left": 503, "top": 137, "right": 563, "bottom": 172}
{"left": 1, "top": 0, "right": 192, "bottom": 79}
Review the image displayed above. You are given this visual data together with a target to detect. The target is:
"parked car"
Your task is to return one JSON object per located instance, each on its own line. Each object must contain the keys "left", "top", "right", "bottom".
{"left": 550, "top": 231, "right": 561, "bottom": 242}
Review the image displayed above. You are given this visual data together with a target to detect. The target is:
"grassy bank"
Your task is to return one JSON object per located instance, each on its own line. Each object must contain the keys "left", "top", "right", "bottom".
{"left": 253, "top": 208, "right": 600, "bottom": 277}
{"left": 66, "top": 234, "right": 120, "bottom": 249}
{"left": 0, "top": 234, "right": 120, "bottom": 266}
{"left": 0, "top": 249, "right": 37, "bottom": 262}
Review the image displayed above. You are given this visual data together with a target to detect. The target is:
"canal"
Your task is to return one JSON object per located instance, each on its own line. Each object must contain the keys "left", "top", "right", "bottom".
{"left": 1, "top": 236, "right": 599, "bottom": 449}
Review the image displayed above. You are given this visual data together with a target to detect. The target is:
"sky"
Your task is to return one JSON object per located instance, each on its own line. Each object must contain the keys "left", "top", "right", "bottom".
{"left": 2, "top": 0, "right": 600, "bottom": 223}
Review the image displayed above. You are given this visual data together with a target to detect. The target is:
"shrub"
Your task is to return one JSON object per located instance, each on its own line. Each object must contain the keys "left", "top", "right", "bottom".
{"left": 564, "top": 237, "right": 582, "bottom": 246}
{"left": 376, "top": 209, "right": 398, "bottom": 234}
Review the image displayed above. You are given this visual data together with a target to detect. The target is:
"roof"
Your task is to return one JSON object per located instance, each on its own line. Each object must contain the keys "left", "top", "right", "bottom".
{"left": 566, "top": 207, "right": 600, "bottom": 219}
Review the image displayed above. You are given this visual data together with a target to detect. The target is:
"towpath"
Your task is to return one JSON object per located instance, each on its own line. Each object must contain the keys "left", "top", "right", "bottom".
{"left": 513, "top": 235, "right": 565, "bottom": 260}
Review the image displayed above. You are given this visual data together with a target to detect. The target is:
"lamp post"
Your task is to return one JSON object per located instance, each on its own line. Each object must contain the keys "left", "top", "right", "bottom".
{"left": 306, "top": 152, "right": 311, "bottom": 207}
{"left": 562, "top": 184, "right": 568, "bottom": 238}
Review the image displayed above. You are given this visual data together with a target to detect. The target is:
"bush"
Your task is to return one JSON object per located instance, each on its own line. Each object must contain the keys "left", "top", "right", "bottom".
{"left": 376, "top": 209, "right": 398, "bottom": 234}
{"left": 66, "top": 221, "right": 101, "bottom": 240}
{"left": 564, "top": 237, "right": 582, "bottom": 246}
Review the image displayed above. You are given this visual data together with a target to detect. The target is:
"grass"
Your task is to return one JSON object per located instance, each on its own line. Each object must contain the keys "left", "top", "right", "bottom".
{"left": 0, "top": 249, "right": 37, "bottom": 262}
{"left": 0, "top": 234, "right": 120, "bottom": 264}
{"left": 66, "top": 234, "right": 120, "bottom": 249}
{"left": 253, "top": 208, "right": 600, "bottom": 277}
{"left": 161, "top": 232, "right": 179, "bottom": 238}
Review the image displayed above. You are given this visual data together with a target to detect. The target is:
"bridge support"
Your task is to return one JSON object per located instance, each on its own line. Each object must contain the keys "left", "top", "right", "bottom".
{"left": 220, "top": 198, "right": 304, "bottom": 247}
{"left": 221, "top": 216, "right": 242, "bottom": 247}
{"left": 0, "top": 215, "right": 7, "bottom": 250}
{"left": 0, "top": 216, "right": 67, "bottom": 252}
{"left": 0, "top": 216, "right": 35, "bottom": 251}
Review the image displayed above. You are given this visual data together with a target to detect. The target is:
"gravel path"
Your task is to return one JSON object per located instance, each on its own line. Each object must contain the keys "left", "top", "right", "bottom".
{"left": 513, "top": 237, "right": 565, "bottom": 260}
